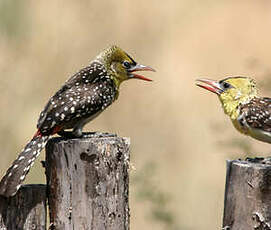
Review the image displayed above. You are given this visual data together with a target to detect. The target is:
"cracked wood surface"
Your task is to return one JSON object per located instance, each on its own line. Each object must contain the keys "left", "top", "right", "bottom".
{"left": 223, "top": 158, "right": 271, "bottom": 230}
{"left": 0, "top": 184, "right": 47, "bottom": 230}
{"left": 45, "top": 133, "right": 130, "bottom": 230}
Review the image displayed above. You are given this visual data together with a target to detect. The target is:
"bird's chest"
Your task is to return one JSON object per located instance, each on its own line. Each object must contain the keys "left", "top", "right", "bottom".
{"left": 233, "top": 113, "right": 271, "bottom": 144}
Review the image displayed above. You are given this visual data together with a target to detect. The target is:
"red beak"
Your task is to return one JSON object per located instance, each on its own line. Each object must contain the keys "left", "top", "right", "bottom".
{"left": 196, "top": 78, "right": 223, "bottom": 95}
{"left": 129, "top": 64, "right": 155, "bottom": 82}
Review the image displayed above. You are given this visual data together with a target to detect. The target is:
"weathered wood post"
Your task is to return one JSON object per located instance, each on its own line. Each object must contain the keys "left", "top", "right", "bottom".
{"left": 45, "top": 133, "right": 130, "bottom": 230}
{"left": 0, "top": 184, "right": 47, "bottom": 230}
{"left": 223, "top": 158, "right": 271, "bottom": 230}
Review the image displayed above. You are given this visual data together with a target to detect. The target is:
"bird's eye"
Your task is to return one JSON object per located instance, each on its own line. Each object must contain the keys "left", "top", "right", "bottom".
{"left": 122, "top": 61, "right": 131, "bottom": 69}
{"left": 221, "top": 82, "right": 231, "bottom": 89}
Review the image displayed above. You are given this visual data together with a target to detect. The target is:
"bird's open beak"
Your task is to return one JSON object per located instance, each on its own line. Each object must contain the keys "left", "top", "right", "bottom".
{"left": 196, "top": 78, "right": 223, "bottom": 95}
{"left": 128, "top": 64, "right": 155, "bottom": 81}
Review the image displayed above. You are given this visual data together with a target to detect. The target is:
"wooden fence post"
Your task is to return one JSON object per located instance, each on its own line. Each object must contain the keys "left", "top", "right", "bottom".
{"left": 0, "top": 184, "right": 47, "bottom": 230}
{"left": 45, "top": 133, "right": 130, "bottom": 230}
{"left": 223, "top": 159, "right": 271, "bottom": 230}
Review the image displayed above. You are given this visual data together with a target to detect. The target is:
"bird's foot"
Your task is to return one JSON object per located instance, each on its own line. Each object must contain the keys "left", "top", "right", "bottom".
{"left": 81, "top": 132, "right": 117, "bottom": 138}
{"left": 245, "top": 157, "right": 265, "bottom": 163}
{"left": 57, "top": 131, "right": 117, "bottom": 139}
{"left": 57, "top": 130, "right": 79, "bottom": 139}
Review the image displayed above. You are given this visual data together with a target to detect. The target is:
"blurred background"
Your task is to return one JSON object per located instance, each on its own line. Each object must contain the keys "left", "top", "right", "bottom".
{"left": 1, "top": 0, "right": 271, "bottom": 229}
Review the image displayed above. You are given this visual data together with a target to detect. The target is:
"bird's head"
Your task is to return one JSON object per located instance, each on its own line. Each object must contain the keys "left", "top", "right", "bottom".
{"left": 96, "top": 45, "right": 155, "bottom": 87}
{"left": 196, "top": 76, "right": 258, "bottom": 119}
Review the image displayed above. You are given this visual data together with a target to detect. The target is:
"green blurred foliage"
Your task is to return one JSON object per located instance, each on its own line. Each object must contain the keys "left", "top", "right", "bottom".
{"left": 0, "top": 0, "right": 27, "bottom": 39}
{"left": 132, "top": 162, "right": 183, "bottom": 230}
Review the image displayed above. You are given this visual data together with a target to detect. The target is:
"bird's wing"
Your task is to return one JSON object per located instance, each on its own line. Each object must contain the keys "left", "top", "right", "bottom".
{"left": 238, "top": 97, "right": 271, "bottom": 132}
{"left": 37, "top": 63, "right": 116, "bottom": 135}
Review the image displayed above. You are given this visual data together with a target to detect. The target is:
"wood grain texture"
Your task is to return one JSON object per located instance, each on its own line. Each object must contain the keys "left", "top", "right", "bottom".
{"left": 45, "top": 133, "right": 130, "bottom": 230}
{"left": 0, "top": 184, "right": 47, "bottom": 230}
{"left": 223, "top": 158, "right": 271, "bottom": 230}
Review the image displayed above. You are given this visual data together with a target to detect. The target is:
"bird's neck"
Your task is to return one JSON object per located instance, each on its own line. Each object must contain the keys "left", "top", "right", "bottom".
{"left": 107, "top": 71, "right": 122, "bottom": 100}
{"left": 221, "top": 100, "right": 241, "bottom": 120}
{"left": 220, "top": 95, "right": 258, "bottom": 120}
{"left": 111, "top": 76, "right": 123, "bottom": 90}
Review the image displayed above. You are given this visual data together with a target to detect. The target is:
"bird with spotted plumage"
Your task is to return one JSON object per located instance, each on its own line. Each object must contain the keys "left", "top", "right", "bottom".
{"left": 196, "top": 76, "right": 271, "bottom": 144}
{"left": 0, "top": 45, "right": 155, "bottom": 197}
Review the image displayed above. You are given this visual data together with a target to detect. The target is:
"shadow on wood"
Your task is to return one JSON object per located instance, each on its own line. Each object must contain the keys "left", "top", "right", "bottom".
{"left": 45, "top": 133, "right": 130, "bottom": 230}
{"left": 223, "top": 158, "right": 271, "bottom": 230}
{"left": 0, "top": 184, "right": 47, "bottom": 230}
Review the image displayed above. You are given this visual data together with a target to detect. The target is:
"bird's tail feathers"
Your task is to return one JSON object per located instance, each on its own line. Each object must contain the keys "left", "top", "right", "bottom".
{"left": 0, "top": 134, "right": 49, "bottom": 197}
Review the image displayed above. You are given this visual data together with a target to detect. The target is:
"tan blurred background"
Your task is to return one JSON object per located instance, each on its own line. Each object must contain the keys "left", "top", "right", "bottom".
{"left": 1, "top": 0, "right": 271, "bottom": 229}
